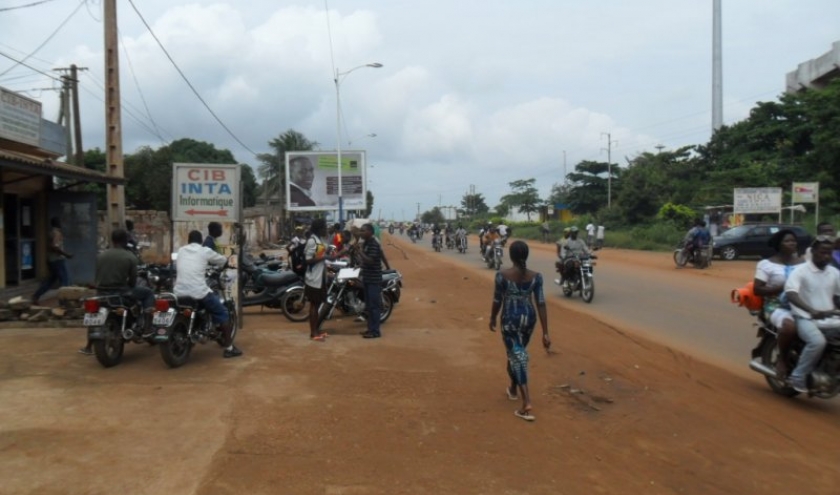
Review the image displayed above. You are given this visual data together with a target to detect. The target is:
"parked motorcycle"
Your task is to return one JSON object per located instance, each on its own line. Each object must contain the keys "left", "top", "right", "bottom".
{"left": 316, "top": 261, "right": 402, "bottom": 329}
{"left": 484, "top": 239, "right": 503, "bottom": 270}
{"left": 152, "top": 265, "right": 238, "bottom": 368}
{"left": 674, "top": 241, "right": 711, "bottom": 269}
{"left": 555, "top": 254, "right": 596, "bottom": 303}
{"left": 82, "top": 293, "right": 154, "bottom": 368}
{"left": 746, "top": 308, "right": 840, "bottom": 399}
{"left": 137, "top": 262, "right": 176, "bottom": 293}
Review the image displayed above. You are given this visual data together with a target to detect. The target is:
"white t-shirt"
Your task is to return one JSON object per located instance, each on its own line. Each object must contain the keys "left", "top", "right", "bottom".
{"left": 596, "top": 226, "right": 605, "bottom": 239}
{"left": 755, "top": 259, "right": 798, "bottom": 328}
{"left": 498, "top": 225, "right": 508, "bottom": 237}
{"left": 173, "top": 243, "right": 227, "bottom": 299}
{"left": 784, "top": 261, "right": 840, "bottom": 319}
{"left": 586, "top": 224, "right": 596, "bottom": 236}
{"left": 304, "top": 235, "right": 326, "bottom": 289}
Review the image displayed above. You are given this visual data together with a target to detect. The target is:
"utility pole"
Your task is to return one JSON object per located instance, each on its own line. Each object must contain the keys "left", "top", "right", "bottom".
{"left": 563, "top": 150, "right": 567, "bottom": 184}
{"left": 55, "top": 65, "right": 88, "bottom": 166}
{"left": 58, "top": 75, "right": 72, "bottom": 160}
{"left": 104, "top": 0, "right": 125, "bottom": 234}
{"left": 655, "top": 144, "right": 665, "bottom": 154}
{"left": 601, "top": 132, "right": 618, "bottom": 208}
{"left": 416, "top": 203, "right": 421, "bottom": 222}
{"left": 712, "top": 0, "right": 723, "bottom": 131}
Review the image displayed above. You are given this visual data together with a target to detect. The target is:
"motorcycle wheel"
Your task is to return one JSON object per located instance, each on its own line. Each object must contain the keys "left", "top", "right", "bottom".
{"left": 562, "top": 279, "right": 573, "bottom": 297}
{"left": 581, "top": 275, "right": 595, "bottom": 303}
{"left": 673, "top": 250, "right": 688, "bottom": 268}
{"left": 93, "top": 318, "right": 125, "bottom": 368}
{"left": 160, "top": 319, "right": 192, "bottom": 368}
{"left": 759, "top": 336, "right": 799, "bottom": 397}
{"left": 494, "top": 258, "right": 501, "bottom": 271}
{"left": 281, "top": 287, "right": 310, "bottom": 322}
{"left": 380, "top": 292, "right": 395, "bottom": 323}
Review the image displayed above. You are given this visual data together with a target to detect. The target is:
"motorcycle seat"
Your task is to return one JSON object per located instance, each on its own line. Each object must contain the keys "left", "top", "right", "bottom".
{"left": 382, "top": 269, "right": 398, "bottom": 276}
{"left": 259, "top": 270, "right": 299, "bottom": 287}
{"left": 175, "top": 296, "right": 200, "bottom": 309}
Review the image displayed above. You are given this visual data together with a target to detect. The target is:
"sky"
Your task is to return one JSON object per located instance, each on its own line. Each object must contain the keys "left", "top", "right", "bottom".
{"left": 2, "top": 0, "right": 839, "bottom": 221}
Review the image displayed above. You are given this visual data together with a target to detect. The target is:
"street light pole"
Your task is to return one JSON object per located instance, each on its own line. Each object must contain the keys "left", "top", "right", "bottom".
{"left": 335, "top": 63, "right": 382, "bottom": 226}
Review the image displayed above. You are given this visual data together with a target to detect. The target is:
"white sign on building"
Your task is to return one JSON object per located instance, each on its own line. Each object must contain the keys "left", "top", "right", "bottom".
{"left": 0, "top": 86, "right": 42, "bottom": 146}
{"left": 733, "top": 187, "right": 782, "bottom": 215}
{"left": 171, "top": 163, "right": 241, "bottom": 222}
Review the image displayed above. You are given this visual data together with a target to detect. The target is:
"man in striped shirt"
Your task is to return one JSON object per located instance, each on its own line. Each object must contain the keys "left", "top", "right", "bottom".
{"left": 357, "top": 223, "right": 390, "bottom": 339}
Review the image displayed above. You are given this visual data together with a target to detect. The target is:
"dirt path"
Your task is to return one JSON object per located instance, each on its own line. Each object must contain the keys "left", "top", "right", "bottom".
{"left": 1, "top": 236, "right": 838, "bottom": 494}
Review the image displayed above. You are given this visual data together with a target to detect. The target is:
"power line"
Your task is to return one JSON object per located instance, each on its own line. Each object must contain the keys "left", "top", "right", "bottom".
{"left": 126, "top": 0, "right": 259, "bottom": 157}
{"left": 0, "top": 49, "right": 62, "bottom": 83}
{"left": 118, "top": 27, "right": 168, "bottom": 144}
{"left": 0, "top": 0, "right": 85, "bottom": 77}
{"left": 0, "top": 0, "right": 59, "bottom": 12}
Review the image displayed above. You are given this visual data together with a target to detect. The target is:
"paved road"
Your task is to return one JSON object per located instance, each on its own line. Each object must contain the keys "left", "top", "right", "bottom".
{"left": 403, "top": 234, "right": 761, "bottom": 372}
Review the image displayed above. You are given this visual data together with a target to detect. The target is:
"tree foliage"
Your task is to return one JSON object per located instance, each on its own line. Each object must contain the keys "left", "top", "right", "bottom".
{"left": 460, "top": 192, "right": 490, "bottom": 216}
{"left": 421, "top": 207, "right": 445, "bottom": 225}
{"left": 499, "top": 178, "right": 541, "bottom": 221}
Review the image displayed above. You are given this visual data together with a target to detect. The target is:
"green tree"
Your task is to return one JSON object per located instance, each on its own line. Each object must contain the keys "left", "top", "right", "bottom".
{"left": 241, "top": 164, "right": 258, "bottom": 208}
{"left": 460, "top": 192, "right": 489, "bottom": 217}
{"left": 364, "top": 190, "right": 374, "bottom": 217}
{"left": 421, "top": 207, "right": 445, "bottom": 225}
{"left": 565, "top": 161, "right": 615, "bottom": 214}
{"left": 499, "top": 178, "right": 541, "bottom": 221}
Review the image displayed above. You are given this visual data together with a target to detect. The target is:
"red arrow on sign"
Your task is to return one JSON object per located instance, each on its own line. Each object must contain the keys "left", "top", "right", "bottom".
{"left": 185, "top": 209, "right": 228, "bottom": 216}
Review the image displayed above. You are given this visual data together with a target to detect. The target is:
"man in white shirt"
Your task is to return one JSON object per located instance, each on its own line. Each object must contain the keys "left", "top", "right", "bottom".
{"left": 174, "top": 230, "right": 242, "bottom": 358}
{"left": 784, "top": 235, "right": 840, "bottom": 392}
{"left": 585, "top": 223, "right": 596, "bottom": 245}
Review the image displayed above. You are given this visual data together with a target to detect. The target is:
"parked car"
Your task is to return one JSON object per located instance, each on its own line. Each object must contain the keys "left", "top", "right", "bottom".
{"left": 712, "top": 224, "right": 812, "bottom": 260}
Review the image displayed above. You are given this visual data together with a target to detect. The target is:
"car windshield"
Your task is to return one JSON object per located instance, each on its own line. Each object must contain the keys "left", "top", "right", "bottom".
{"left": 719, "top": 225, "right": 753, "bottom": 238}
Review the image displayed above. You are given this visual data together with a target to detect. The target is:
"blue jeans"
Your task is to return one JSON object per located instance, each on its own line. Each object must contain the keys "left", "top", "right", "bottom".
{"left": 33, "top": 259, "right": 69, "bottom": 301}
{"left": 790, "top": 316, "right": 827, "bottom": 387}
{"left": 364, "top": 282, "right": 382, "bottom": 336}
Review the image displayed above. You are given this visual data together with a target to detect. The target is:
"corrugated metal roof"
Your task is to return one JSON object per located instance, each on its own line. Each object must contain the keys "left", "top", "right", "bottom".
{"left": 0, "top": 149, "right": 124, "bottom": 185}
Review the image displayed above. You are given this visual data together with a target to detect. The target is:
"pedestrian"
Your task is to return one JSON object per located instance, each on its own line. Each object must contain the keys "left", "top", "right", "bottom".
{"left": 585, "top": 222, "right": 596, "bottom": 246}
{"left": 596, "top": 225, "right": 605, "bottom": 250}
{"left": 32, "top": 217, "right": 73, "bottom": 305}
{"left": 489, "top": 240, "right": 550, "bottom": 422}
{"left": 203, "top": 222, "right": 223, "bottom": 253}
{"left": 356, "top": 223, "right": 391, "bottom": 339}
{"left": 540, "top": 221, "right": 550, "bottom": 244}
{"left": 305, "top": 218, "right": 332, "bottom": 341}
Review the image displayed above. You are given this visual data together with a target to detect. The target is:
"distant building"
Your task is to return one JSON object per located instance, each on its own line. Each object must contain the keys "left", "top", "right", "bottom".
{"left": 786, "top": 41, "right": 840, "bottom": 93}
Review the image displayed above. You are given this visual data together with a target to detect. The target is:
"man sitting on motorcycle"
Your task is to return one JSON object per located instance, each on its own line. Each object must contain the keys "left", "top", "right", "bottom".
{"left": 431, "top": 223, "right": 442, "bottom": 249}
{"left": 483, "top": 227, "right": 500, "bottom": 261}
{"left": 455, "top": 224, "right": 468, "bottom": 249}
{"left": 174, "top": 230, "right": 242, "bottom": 359}
{"left": 682, "top": 219, "right": 710, "bottom": 259}
{"left": 557, "top": 226, "right": 592, "bottom": 285}
{"left": 784, "top": 235, "right": 840, "bottom": 393}
{"left": 444, "top": 223, "right": 454, "bottom": 247}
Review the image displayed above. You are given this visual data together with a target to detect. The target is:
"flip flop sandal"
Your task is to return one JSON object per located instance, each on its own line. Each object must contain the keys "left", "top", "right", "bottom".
{"left": 506, "top": 388, "right": 519, "bottom": 401}
{"left": 310, "top": 334, "right": 326, "bottom": 342}
{"left": 514, "top": 409, "right": 535, "bottom": 422}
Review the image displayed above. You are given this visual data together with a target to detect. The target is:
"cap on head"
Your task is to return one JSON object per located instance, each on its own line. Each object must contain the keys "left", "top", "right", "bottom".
{"left": 563, "top": 227, "right": 571, "bottom": 233}
{"left": 570, "top": 226, "right": 579, "bottom": 232}
{"left": 295, "top": 226, "right": 303, "bottom": 232}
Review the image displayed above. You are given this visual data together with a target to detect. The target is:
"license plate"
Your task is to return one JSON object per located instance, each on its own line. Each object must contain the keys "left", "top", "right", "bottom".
{"left": 83, "top": 310, "right": 107, "bottom": 326}
{"left": 152, "top": 312, "right": 175, "bottom": 326}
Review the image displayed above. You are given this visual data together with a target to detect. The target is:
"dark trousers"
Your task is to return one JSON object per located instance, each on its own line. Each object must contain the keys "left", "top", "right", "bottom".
{"left": 364, "top": 281, "right": 382, "bottom": 336}
{"left": 33, "top": 259, "right": 69, "bottom": 301}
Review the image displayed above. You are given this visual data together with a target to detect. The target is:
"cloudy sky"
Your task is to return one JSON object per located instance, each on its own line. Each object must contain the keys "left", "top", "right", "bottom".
{"left": 2, "top": 0, "right": 839, "bottom": 221}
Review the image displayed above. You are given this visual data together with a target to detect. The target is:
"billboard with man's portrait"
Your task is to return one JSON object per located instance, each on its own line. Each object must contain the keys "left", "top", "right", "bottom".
{"left": 285, "top": 151, "right": 367, "bottom": 211}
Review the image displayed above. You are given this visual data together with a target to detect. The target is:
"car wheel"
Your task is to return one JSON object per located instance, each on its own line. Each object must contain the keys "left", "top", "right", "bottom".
{"left": 721, "top": 246, "right": 738, "bottom": 261}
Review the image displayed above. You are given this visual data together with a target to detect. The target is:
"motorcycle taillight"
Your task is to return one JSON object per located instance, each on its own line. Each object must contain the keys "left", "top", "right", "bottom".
{"left": 83, "top": 299, "right": 100, "bottom": 313}
{"left": 155, "top": 299, "right": 170, "bottom": 312}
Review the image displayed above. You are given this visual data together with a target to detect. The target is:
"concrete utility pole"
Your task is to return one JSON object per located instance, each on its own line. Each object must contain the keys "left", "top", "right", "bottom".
{"left": 601, "top": 133, "right": 618, "bottom": 208}
{"left": 416, "top": 203, "right": 421, "bottom": 221}
{"left": 712, "top": 0, "right": 723, "bottom": 131}
{"left": 55, "top": 65, "right": 88, "bottom": 166}
{"left": 104, "top": 0, "right": 125, "bottom": 233}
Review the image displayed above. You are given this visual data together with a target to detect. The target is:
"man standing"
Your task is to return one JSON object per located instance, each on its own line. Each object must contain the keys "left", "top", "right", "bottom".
{"left": 203, "top": 222, "right": 223, "bottom": 253}
{"left": 585, "top": 222, "right": 596, "bottom": 246}
{"left": 80, "top": 228, "right": 156, "bottom": 355}
{"left": 174, "top": 230, "right": 242, "bottom": 358}
{"left": 784, "top": 236, "right": 840, "bottom": 392}
{"left": 541, "top": 221, "right": 550, "bottom": 244}
{"left": 357, "top": 223, "right": 390, "bottom": 339}
{"left": 305, "top": 219, "right": 331, "bottom": 341}
{"left": 32, "top": 217, "right": 73, "bottom": 305}
{"left": 596, "top": 225, "right": 605, "bottom": 250}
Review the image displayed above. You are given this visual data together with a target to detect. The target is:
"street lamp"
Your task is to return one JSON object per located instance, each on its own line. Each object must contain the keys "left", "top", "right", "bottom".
{"left": 335, "top": 62, "right": 383, "bottom": 225}
{"left": 348, "top": 132, "right": 377, "bottom": 147}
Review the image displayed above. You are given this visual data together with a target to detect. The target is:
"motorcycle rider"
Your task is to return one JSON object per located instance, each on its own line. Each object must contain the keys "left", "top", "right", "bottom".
{"left": 681, "top": 219, "right": 710, "bottom": 261}
{"left": 174, "top": 230, "right": 242, "bottom": 358}
{"left": 431, "top": 223, "right": 442, "bottom": 249}
{"left": 455, "top": 223, "right": 468, "bottom": 250}
{"left": 557, "top": 226, "right": 592, "bottom": 286}
{"left": 784, "top": 235, "right": 840, "bottom": 393}
{"left": 80, "top": 228, "right": 156, "bottom": 355}
{"left": 483, "top": 227, "right": 501, "bottom": 261}
{"left": 444, "top": 223, "right": 454, "bottom": 248}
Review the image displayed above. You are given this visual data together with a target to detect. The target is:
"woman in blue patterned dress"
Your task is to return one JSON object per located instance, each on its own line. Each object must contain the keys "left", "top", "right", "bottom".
{"left": 490, "top": 241, "right": 550, "bottom": 421}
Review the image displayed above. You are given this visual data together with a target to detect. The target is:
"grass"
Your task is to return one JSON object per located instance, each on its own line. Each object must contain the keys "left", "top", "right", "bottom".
{"left": 509, "top": 221, "right": 682, "bottom": 252}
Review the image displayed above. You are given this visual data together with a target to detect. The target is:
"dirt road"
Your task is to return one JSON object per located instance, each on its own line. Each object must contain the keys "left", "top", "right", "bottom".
{"left": 1, "top": 236, "right": 839, "bottom": 495}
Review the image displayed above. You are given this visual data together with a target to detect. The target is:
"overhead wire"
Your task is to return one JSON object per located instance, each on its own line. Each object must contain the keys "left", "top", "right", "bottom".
{"left": 0, "top": 0, "right": 59, "bottom": 12}
{"left": 0, "top": 49, "right": 63, "bottom": 83}
{"left": 0, "top": 0, "right": 86, "bottom": 77}
{"left": 117, "top": 27, "right": 170, "bottom": 145}
{"left": 125, "top": 0, "right": 259, "bottom": 157}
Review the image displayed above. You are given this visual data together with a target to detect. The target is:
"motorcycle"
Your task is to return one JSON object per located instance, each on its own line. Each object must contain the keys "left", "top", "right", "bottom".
{"left": 746, "top": 308, "right": 840, "bottom": 399}
{"left": 445, "top": 235, "right": 455, "bottom": 250}
{"left": 456, "top": 234, "right": 468, "bottom": 254}
{"left": 409, "top": 230, "right": 418, "bottom": 243}
{"left": 137, "top": 262, "right": 176, "bottom": 293}
{"left": 555, "top": 254, "right": 596, "bottom": 303}
{"left": 484, "top": 239, "right": 503, "bottom": 270}
{"left": 82, "top": 293, "right": 155, "bottom": 368}
{"left": 316, "top": 261, "right": 402, "bottom": 329}
{"left": 674, "top": 241, "right": 711, "bottom": 269}
{"left": 432, "top": 233, "right": 443, "bottom": 252}
{"left": 152, "top": 264, "right": 238, "bottom": 368}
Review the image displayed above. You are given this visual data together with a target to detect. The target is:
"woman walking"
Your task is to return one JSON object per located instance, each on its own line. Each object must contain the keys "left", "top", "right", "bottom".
{"left": 489, "top": 241, "right": 550, "bottom": 421}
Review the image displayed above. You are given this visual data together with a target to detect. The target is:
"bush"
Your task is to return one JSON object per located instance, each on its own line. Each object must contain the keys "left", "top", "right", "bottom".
{"left": 657, "top": 203, "right": 697, "bottom": 229}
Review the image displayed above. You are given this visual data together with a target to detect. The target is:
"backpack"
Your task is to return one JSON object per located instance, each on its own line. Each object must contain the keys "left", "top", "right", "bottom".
{"left": 289, "top": 241, "right": 307, "bottom": 277}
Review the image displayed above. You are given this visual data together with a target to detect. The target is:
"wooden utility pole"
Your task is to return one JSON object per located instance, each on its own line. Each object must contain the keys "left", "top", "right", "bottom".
{"left": 56, "top": 65, "right": 88, "bottom": 166}
{"left": 70, "top": 65, "right": 85, "bottom": 167}
{"left": 104, "top": 0, "right": 125, "bottom": 233}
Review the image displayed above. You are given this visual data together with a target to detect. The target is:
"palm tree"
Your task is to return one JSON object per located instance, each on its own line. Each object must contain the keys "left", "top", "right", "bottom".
{"left": 257, "top": 129, "right": 319, "bottom": 206}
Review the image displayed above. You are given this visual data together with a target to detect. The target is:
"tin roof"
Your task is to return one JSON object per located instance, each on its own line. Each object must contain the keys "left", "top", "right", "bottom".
{"left": 0, "top": 149, "right": 124, "bottom": 185}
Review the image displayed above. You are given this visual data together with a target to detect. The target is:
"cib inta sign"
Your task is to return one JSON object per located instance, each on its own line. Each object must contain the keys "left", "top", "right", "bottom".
{"left": 172, "top": 163, "right": 241, "bottom": 222}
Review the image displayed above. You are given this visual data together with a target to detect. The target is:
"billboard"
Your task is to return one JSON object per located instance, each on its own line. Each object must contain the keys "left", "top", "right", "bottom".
{"left": 733, "top": 187, "right": 782, "bottom": 214}
{"left": 0, "top": 86, "right": 42, "bottom": 146}
{"left": 286, "top": 151, "right": 366, "bottom": 211}
{"left": 792, "top": 182, "right": 819, "bottom": 203}
{"left": 171, "top": 163, "right": 241, "bottom": 222}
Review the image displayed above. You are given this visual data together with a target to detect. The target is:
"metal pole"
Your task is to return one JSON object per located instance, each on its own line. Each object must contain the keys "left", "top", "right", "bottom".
{"left": 712, "top": 0, "right": 723, "bottom": 131}
{"left": 335, "top": 68, "right": 344, "bottom": 226}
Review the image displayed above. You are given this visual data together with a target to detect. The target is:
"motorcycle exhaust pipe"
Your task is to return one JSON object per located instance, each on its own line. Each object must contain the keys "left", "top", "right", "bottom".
{"left": 749, "top": 359, "right": 779, "bottom": 378}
